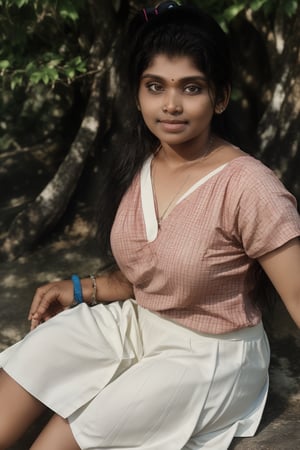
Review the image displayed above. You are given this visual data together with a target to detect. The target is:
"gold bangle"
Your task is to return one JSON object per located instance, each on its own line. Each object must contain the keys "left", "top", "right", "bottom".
{"left": 89, "top": 274, "right": 97, "bottom": 305}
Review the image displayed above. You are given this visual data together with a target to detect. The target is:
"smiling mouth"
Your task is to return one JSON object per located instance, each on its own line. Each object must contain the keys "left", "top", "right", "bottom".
{"left": 158, "top": 119, "right": 187, "bottom": 124}
{"left": 157, "top": 119, "right": 188, "bottom": 132}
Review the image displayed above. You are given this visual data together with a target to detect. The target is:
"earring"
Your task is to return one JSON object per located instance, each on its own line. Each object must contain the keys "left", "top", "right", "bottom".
{"left": 216, "top": 106, "right": 224, "bottom": 114}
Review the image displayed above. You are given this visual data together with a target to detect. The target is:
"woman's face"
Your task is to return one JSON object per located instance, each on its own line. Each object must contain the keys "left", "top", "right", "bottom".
{"left": 138, "top": 54, "right": 217, "bottom": 149}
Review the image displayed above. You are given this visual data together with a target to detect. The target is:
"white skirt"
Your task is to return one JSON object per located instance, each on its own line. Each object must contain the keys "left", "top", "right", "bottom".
{"left": 0, "top": 300, "right": 270, "bottom": 450}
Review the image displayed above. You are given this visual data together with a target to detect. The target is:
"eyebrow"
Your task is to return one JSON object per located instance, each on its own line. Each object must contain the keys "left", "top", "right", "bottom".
{"left": 140, "top": 74, "right": 207, "bottom": 83}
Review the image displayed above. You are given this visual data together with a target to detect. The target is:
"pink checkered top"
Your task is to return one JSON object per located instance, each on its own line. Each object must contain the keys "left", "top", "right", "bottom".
{"left": 111, "top": 155, "right": 300, "bottom": 334}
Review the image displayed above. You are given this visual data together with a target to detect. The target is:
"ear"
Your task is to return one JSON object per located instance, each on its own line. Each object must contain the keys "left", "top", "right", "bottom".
{"left": 214, "top": 85, "right": 231, "bottom": 114}
{"left": 135, "top": 97, "right": 141, "bottom": 111}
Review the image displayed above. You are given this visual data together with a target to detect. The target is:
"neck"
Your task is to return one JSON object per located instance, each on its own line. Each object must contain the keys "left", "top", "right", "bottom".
{"left": 159, "top": 134, "right": 214, "bottom": 165}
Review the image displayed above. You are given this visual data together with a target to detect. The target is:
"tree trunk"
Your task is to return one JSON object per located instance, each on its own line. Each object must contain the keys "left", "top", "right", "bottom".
{"left": 253, "top": 4, "right": 300, "bottom": 198}
{"left": 1, "top": 1, "right": 120, "bottom": 261}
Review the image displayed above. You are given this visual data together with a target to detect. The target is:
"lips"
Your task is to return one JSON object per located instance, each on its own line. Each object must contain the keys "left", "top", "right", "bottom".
{"left": 158, "top": 119, "right": 188, "bottom": 132}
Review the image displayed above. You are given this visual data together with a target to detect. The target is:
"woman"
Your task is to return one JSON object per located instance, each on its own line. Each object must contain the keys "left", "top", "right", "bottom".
{"left": 0, "top": 2, "right": 300, "bottom": 449}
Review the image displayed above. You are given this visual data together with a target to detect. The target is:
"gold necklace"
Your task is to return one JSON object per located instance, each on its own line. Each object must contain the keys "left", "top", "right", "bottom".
{"left": 152, "top": 135, "right": 214, "bottom": 227}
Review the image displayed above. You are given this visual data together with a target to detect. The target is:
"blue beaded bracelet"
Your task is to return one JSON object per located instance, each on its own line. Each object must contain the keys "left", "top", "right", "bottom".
{"left": 71, "top": 274, "right": 83, "bottom": 304}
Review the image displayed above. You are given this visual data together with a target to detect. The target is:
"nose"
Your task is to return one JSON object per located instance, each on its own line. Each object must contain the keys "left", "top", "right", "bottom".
{"left": 162, "top": 90, "right": 182, "bottom": 114}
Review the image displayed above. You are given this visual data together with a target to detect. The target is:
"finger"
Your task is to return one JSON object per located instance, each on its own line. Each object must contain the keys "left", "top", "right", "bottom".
{"left": 30, "top": 315, "right": 42, "bottom": 331}
{"left": 30, "top": 310, "right": 56, "bottom": 331}
{"left": 28, "top": 285, "right": 52, "bottom": 320}
{"left": 32, "top": 287, "right": 59, "bottom": 320}
{"left": 29, "top": 285, "right": 62, "bottom": 322}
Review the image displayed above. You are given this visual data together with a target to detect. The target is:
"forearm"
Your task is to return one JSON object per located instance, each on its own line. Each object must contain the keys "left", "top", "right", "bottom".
{"left": 258, "top": 237, "right": 300, "bottom": 328}
{"left": 80, "top": 269, "right": 134, "bottom": 304}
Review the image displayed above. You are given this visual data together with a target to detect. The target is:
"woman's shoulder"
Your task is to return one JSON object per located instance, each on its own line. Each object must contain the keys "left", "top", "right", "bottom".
{"left": 215, "top": 144, "right": 278, "bottom": 184}
{"left": 211, "top": 143, "right": 292, "bottom": 202}
{"left": 209, "top": 139, "right": 265, "bottom": 173}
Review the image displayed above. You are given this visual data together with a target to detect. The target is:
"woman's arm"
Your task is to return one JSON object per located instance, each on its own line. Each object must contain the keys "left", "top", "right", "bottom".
{"left": 82, "top": 270, "right": 134, "bottom": 303}
{"left": 258, "top": 237, "right": 300, "bottom": 328}
{"left": 28, "top": 269, "right": 134, "bottom": 330}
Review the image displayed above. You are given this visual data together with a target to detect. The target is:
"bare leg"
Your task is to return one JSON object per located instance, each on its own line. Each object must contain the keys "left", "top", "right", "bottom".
{"left": 0, "top": 369, "right": 46, "bottom": 449}
{"left": 30, "top": 414, "right": 80, "bottom": 450}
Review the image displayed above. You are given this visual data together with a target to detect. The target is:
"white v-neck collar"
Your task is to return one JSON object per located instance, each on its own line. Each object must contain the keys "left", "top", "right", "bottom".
{"left": 140, "top": 156, "right": 228, "bottom": 242}
{"left": 140, "top": 157, "right": 159, "bottom": 242}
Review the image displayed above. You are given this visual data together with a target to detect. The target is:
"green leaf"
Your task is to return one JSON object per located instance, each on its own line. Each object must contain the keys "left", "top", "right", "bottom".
{"left": 10, "top": 73, "right": 23, "bottom": 90}
{"left": 46, "top": 67, "right": 59, "bottom": 82}
{"left": 223, "top": 4, "right": 245, "bottom": 22}
{"left": 65, "top": 68, "right": 75, "bottom": 79}
{"left": 29, "top": 72, "right": 43, "bottom": 85}
{"left": 75, "top": 64, "right": 86, "bottom": 74}
{"left": 0, "top": 60, "right": 10, "bottom": 70}
{"left": 25, "top": 61, "right": 36, "bottom": 73}
{"left": 14, "top": 0, "right": 30, "bottom": 7}
{"left": 47, "top": 58, "right": 63, "bottom": 68}
{"left": 73, "top": 56, "right": 86, "bottom": 72}
{"left": 58, "top": 0, "right": 80, "bottom": 21}
{"left": 283, "top": 0, "right": 298, "bottom": 17}
{"left": 28, "top": 67, "right": 59, "bottom": 86}
{"left": 42, "top": 72, "right": 49, "bottom": 84}
{"left": 250, "top": 0, "right": 269, "bottom": 12}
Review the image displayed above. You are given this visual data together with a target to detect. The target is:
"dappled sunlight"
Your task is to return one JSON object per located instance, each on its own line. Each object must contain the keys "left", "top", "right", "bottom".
{"left": 2, "top": 273, "right": 29, "bottom": 289}
{"left": 8, "top": 195, "right": 28, "bottom": 208}
{"left": 2, "top": 157, "right": 15, "bottom": 168}
{"left": 66, "top": 215, "right": 94, "bottom": 239}
{"left": 62, "top": 250, "right": 91, "bottom": 263}
{"left": 0, "top": 326, "right": 24, "bottom": 350}
{"left": 34, "top": 272, "right": 63, "bottom": 284}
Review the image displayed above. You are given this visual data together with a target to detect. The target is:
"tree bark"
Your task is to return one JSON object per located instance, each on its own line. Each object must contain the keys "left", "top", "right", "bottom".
{"left": 250, "top": 4, "right": 300, "bottom": 197}
{"left": 228, "top": 4, "right": 300, "bottom": 200}
{"left": 1, "top": 1, "right": 120, "bottom": 261}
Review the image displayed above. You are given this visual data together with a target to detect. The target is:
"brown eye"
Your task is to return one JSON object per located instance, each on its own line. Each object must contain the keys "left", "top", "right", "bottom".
{"left": 146, "top": 82, "right": 164, "bottom": 93}
{"left": 184, "top": 85, "right": 202, "bottom": 94}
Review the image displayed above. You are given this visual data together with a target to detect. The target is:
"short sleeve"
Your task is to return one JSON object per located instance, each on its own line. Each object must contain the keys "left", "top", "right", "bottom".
{"left": 232, "top": 160, "right": 300, "bottom": 259}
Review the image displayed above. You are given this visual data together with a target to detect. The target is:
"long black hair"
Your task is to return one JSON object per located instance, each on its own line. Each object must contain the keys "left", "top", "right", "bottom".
{"left": 97, "top": 1, "right": 233, "bottom": 260}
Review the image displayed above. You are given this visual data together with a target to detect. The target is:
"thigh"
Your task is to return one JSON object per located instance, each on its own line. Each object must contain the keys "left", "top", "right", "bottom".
{"left": 69, "top": 353, "right": 207, "bottom": 450}
{"left": 31, "top": 414, "right": 80, "bottom": 450}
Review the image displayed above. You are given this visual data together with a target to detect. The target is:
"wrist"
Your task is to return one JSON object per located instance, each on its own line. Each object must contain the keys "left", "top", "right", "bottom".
{"left": 71, "top": 274, "right": 83, "bottom": 305}
{"left": 81, "top": 276, "right": 99, "bottom": 305}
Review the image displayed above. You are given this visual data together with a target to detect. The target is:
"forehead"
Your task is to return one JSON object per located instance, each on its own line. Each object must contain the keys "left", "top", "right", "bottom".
{"left": 142, "top": 54, "right": 205, "bottom": 80}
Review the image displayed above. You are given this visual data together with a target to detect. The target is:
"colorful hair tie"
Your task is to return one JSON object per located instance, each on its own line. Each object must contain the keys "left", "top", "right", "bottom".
{"left": 141, "top": 1, "right": 181, "bottom": 23}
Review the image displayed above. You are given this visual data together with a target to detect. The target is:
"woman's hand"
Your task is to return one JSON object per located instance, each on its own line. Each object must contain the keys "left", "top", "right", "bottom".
{"left": 27, "top": 269, "right": 134, "bottom": 331}
{"left": 28, "top": 280, "right": 74, "bottom": 330}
